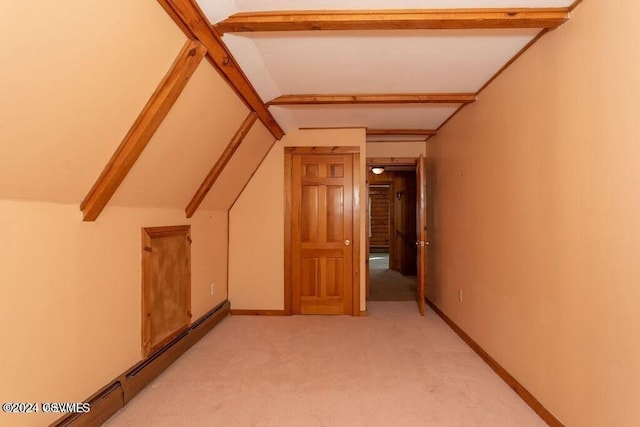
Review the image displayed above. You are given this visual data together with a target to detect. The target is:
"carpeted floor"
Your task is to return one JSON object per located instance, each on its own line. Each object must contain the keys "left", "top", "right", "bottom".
{"left": 369, "top": 253, "right": 417, "bottom": 301}
{"left": 106, "top": 302, "right": 544, "bottom": 427}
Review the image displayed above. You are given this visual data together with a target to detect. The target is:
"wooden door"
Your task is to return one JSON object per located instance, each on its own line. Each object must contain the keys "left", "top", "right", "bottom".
{"left": 365, "top": 181, "right": 370, "bottom": 299}
{"left": 292, "top": 154, "right": 354, "bottom": 315}
{"left": 416, "top": 156, "right": 427, "bottom": 316}
{"left": 142, "top": 225, "right": 191, "bottom": 357}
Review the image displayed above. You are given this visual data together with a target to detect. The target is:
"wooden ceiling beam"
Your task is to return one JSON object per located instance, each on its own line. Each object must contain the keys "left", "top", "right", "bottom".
{"left": 215, "top": 8, "right": 570, "bottom": 33}
{"left": 269, "top": 93, "right": 475, "bottom": 106}
{"left": 366, "top": 157, "right": 418, "bottom": 166}
{"left": 367, "top": 139, "right": 429, "bottom": 143}
{"left": 158, "top": 0, "right": 284, "bottom": 140}
{"left": 367, "top": 129, "right": 438, "bottom": 136}
{"left": 81, "top": 40, "right": 207, "bottom": 222}
{"left": 185, "top": 112, "right": 257, "bottom": 218}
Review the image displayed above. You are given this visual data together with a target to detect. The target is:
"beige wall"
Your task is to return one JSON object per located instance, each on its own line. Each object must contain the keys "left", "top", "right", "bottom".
{"left": 0, "top": 1, "right": 249, "bottom": 426}
{"left": 229, "top": 129, "right": 367, "bottom": 311}
{"left": 0, "top": 201, "right": 227, "bottom": 427}
{"left": 427, "top": 1, "right": 640, "bottom": 426}
{"left": 0, "top": 0, "right": 185, "bottom": 204}
{"left": 367, "top": 141, "right": 426, "bottom": 158}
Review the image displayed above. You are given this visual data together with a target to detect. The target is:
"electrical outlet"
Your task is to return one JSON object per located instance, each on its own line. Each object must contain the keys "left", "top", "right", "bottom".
{"left": 210, "top": 283, "right": 215, "bottom": 295}
{"left": 458, "top": 289, "right": 463, "bottom": 302}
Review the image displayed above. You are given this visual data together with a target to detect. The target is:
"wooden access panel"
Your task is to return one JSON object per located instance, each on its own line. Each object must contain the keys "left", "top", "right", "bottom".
{"left": 141, "top": 225, "right": 191, "bottom": 357}
{"left": 290, "top": 153, "right": 355, "bottom": 315}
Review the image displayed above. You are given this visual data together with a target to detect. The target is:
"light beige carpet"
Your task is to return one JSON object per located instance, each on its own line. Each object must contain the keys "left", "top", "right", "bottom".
{"left": 106, "top": 302, "right": 545, "bottom": 427}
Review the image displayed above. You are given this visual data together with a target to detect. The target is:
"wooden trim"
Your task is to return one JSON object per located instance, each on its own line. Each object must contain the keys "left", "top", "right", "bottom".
{"left": 367, "top": 139, "right": 428, "bottom": 143}
{"left": 216, "top": 8, "right": 570, "bottom": 33}
{"left": 283, "top": 153, "right": 293, "bottom": 315}
{"left": 426, "top": 300, "right": 564, "bottom": 427}
{"left": 52, "top": 301, "right": 230, "bottom": 426}
{"left": 185, "top": 112, "right": 257, "bottom": 218}
{"left": 230, "top": 309, "right": 287, "bottom": 315}
{"left": 268, "top": 93, "right": 475, "bottom": 106}
{"left": 477, "top": 29, "right": 549, "bottom": 96}
{"left": 568, "top": 0, "right": 584, "bottom": 12}
{"left": 80, "top": 40, "right": 206, "bottom": 221}
{"left": 143, "top": 225, "right": 192, "bottom": 238}
{"left": 226, "top": 209, "right": 230, "bottom": 300}
{"left": 352, "top": 152, "right": 361, "bottom": 316}
{"left": 229, "top": 138, "right": 278, "bottom": 211}
{"left": 157, "top": 1, "right": 194, "bottom": 37}
{"left": 359, "top": 311, "right": 368, "bottom": 316}
{"left": 416, "top": 156, "right": 426, "bottom": 316}
{"left": 157, "top": 0, "right": 284, "bottom": 140}
{"left": 51, "top": 382, "right": 123, "bottom": 427}
{"left": 124, "top": 301, "right": 229, "bottom": 403}
{"left": 365, "top": 180, "right": 370, "bottom": 301}
{"left": 366, "top": 157, "right": 418, "bottom": 166}
{"left": 284, "top": 146, "right": 360, "bottom": 154}
{"left": 367, "top": 129, "right": 437, "bottom": 136}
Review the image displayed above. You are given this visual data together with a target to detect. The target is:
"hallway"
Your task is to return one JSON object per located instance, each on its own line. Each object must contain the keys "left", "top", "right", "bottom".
{"left": 106, "top": 303, "right": 544, "bottom": 426}
{"left": 369, "top": 253, "right": 417, "bottom": 301}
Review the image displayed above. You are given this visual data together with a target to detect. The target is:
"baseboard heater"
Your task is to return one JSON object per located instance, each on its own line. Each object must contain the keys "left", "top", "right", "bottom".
{"left": 52, "top": 300, "right": 230, "bottom": 426}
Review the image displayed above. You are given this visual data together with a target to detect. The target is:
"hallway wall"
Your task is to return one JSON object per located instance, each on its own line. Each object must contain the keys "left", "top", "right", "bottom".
{"left": 427, "top": 1, "right": 640, "bottom": 426}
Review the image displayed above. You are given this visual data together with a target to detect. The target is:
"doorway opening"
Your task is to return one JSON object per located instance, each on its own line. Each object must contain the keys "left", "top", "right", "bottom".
{"left": 367, "top": 168, "right": 417, "bottom": 301}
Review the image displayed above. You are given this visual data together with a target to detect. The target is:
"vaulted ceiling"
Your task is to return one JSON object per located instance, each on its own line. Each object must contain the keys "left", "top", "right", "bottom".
{"left": 197, "top": 0, "right": 578, "bottom": 141}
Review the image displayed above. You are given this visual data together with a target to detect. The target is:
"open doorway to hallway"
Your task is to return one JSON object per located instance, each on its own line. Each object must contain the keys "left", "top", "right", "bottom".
{"left": 367, "top": 167, "right": 418, "bottom": 302}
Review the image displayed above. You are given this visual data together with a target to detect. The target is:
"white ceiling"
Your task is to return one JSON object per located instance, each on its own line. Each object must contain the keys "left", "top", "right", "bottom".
{"left": 197, "top": 0, "right": 573, "bottom": 133}
{"left": 226, "top": 29, "right": 539, "bottom": 95}
{"left": 270, "top": 104, "right": 461, "bottom": 129}
{"left": 201, "top": 0, "right": 574, "bottom": 23}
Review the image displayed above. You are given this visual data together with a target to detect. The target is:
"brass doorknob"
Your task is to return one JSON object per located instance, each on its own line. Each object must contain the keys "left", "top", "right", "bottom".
{"left": 345, "top": 240, "right": 351, "bottom": 246}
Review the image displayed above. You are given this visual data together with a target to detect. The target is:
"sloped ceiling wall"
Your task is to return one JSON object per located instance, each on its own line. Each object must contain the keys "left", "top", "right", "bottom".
{"left": 200, "top": 120, "right": 275, "bottom": 211}
{"left": 0, "top": 1, "right": 266, "bottom": 214}
{"left": 0, "top": 2, "right": 273, "bottom": 425}
{"left": 0, "top": 0, "right": 186, "bottom": 204}
{"left": 110, "top": 61, "right": 250, "bottom": 208}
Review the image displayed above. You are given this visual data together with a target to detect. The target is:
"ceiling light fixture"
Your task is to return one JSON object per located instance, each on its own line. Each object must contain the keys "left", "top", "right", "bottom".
{"left": 371, "top": 167, "right": 385, "bottom": 175}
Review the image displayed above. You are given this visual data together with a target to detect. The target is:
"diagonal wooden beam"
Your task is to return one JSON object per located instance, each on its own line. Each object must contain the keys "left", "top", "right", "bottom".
{"left": 215, "top": 8, "right": 570, "bottom": 33}
{"left": 185, "top": 112, "right": 258, "bottom": 218}
{"left": 268, "top": 93, "right": 476, "bottom": 106}
{"left": 158, "top": 0, "right": 284, "bottom": 140}
{"left": 80, "top": 40, "right": 207, "bottom": 221}
{"left": 367, "top": 129, "right": 438, "bottom": 136}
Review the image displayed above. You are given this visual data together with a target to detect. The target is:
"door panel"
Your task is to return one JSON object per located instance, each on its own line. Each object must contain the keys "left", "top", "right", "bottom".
{"left": 301, "top": 186, "right": 319, "bottom": 242}
{"left": 141, "top": 226, "right": 191, "bottom": 357}
{"left": 326, "top": 186, "right": 344, "bottom": 242}
{"left": 416, "top": 155, "right": 427, "bottom": 316}
{"left": 292, "top": 154, "right": 354, "bottom": 315}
